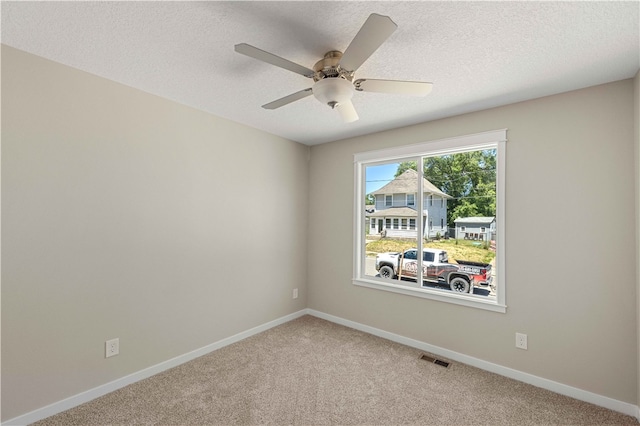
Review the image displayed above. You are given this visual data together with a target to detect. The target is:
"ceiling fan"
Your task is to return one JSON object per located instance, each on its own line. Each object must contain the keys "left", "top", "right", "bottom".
{"left": 234, "top": 13, "right": 433, "bottom": 123}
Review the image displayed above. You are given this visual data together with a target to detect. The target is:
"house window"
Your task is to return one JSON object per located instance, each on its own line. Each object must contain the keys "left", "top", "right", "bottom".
{"left": 385, "top": 218, "right": 391, "bottom": 229}
{"left": 385, "top": 195, "right": 392, "bottom": 207}
{"left": 407, "top": 194, "right": 415, "bottom": 206}
{"left": 401, "top": 218, "right": 408, "bottom": 229}
{"left": 355, "top": 129, "right": 506, "bottom": 313}
{"left": 461, "top": 226, "right": 466, "bottom": 232}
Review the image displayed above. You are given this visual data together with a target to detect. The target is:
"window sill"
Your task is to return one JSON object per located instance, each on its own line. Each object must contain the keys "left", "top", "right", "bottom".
{"left": 353, "top": 277, "right": 507, "bottom": 313}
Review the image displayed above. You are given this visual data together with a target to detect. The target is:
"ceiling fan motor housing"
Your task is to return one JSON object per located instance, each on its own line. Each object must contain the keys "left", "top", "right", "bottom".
{"left": 313, "top": 51, "right": 355, "bottom": 81}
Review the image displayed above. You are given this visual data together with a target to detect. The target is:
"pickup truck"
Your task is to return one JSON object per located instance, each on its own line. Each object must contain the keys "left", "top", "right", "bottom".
{"left": 375, "top": 248, "right": 492, "bottom": 294}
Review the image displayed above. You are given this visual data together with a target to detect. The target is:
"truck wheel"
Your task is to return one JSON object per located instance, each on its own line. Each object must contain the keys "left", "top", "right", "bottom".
{"left": 379, "top": 265, "right": 395, "bottom": 279}
{"left": 450, "top": 277, "right": 471, "bottom": 293}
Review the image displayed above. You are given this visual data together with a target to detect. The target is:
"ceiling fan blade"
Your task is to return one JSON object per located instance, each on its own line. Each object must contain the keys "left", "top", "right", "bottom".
{"left": 235, "top": 43, "right": 315, "bottom": 78}
{"left": 339, "top": 14, "right": 397, "bottom": 73}
{"left": 262, "top": 88, "right": 313, "bottom": 109}
{"left": 354, "top": 79, "right": 433, "bottom": 96}
{"left": 335, "top": 100, "right": 359, "bottom": 123}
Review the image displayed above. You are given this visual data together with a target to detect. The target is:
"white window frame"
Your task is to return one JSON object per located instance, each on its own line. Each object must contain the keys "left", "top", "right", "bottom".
{"left": 354, "top": 129, "right": 507, "bottom": 313}
{"left": 385, "top": 195, "right": 392, "bottom": 207}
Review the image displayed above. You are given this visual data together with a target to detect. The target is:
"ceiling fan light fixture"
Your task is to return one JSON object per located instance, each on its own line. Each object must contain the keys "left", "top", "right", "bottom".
{"left": 312, "top": 78, "right": 355, "bottom": 108}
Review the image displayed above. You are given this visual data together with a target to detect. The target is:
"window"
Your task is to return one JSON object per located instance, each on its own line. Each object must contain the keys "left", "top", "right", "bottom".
{"left": 354, "top": 129, "right": 506, "bottom": 313}
{"left": 385, "top": 195, "right": 392, "bottom": 207}
{"left": 407, "top": 193, "right": 415, "bottom": 206}
{"left": 404, "top": 249, "right": 417, "bottom": 260}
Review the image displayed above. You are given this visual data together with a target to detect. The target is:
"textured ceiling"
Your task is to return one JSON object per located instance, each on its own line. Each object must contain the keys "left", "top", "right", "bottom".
{"left": 2, "top": 1, "right": 639, "bottom": 145}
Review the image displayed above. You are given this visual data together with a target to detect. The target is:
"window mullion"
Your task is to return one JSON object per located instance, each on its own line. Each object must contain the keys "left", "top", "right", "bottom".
{"left": 417, "top": 157, "right": 424, "bottom": 285}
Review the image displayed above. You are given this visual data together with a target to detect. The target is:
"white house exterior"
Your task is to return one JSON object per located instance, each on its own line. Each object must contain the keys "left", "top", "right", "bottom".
{"left": 454, "top": 216, "right": 496, "bottom": 241}
{"left": 368, "top": 169, "right": 451, "bottom": 239}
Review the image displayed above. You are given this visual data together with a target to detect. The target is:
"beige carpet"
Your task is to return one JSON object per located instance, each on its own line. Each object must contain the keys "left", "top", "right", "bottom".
{"left": 35, "top": 315, "right": 637, "bottom": 425}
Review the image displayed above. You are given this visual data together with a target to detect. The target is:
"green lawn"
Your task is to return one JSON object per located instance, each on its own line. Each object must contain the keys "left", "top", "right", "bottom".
{"left": 366, "top": 238, "right": 495, "bottom": 264}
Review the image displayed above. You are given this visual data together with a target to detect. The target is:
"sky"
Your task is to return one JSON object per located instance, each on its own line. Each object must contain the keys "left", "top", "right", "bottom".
{"left": 365, "top": 162, "right": 399, "bottom": 195}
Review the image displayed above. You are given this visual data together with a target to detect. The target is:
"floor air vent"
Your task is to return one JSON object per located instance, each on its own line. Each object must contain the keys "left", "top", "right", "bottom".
{"left": 420, "top": 354, "right": 450, "bottom": 368}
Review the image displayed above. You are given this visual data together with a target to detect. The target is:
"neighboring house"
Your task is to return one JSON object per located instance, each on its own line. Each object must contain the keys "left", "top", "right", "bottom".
{"left": 368, "top": 169, "right": 452, "bottom": 239}
{"left": 454, "top": 217, "right": 496, "bottom": 241}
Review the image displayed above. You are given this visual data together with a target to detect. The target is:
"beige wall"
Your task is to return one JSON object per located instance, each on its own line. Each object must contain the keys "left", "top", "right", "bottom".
{"left": 309, "top": 79, "right": 637, "bottom": 404}
{"left": 1, "top": 45, "right": 310, "bottom": 420}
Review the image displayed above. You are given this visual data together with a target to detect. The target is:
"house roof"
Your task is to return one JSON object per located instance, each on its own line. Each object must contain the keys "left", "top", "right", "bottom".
{"left": 371, "top": 169, "right": 451, "bottom": 198}
{"left": 454, "top": 216, "right": 496, "bottom": 224}
{"left": 369, "top": 207, "right": 421, "bottom": 218}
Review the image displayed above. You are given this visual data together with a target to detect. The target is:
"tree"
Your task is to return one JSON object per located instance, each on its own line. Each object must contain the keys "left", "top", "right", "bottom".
{"left": 365, "top": 194, "right": 375, "bottom": 205}
{"left": 395, "top": 150, "right": 497, "bottom": 226}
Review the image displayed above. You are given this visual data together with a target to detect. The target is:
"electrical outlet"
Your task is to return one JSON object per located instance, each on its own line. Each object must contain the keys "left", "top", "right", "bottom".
{"left": 293, "top": 288, "right": 298, "bottom": 299}
{"left": 105, "top": 338, "right": 119, "bottom": 358}
{"left": 515, "top": 333, "right": 527, "bottom": 350}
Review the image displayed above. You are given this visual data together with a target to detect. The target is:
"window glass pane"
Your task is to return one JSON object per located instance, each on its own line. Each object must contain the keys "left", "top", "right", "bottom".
{"left": 422, "top": 148, "right": 497, "bottom": 299}
{"left": 364, "top": 162, "right": 418, "bottom": 285}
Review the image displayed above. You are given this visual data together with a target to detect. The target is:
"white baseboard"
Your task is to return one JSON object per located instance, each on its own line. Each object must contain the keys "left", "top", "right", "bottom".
{"left": 306, "top": 309, "right": 639, "bottom": 420}
{"left": 5, "top": 308, "right": 638, "bottom": 424}
{"left": 2, "top": 310, "right": 308, "bottom": 426}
